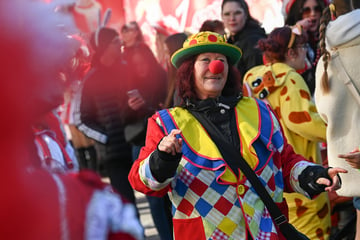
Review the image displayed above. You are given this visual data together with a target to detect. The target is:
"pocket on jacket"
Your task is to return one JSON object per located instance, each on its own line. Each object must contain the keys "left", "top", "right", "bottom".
{"left": 173, "top": 216, "right": 206, "bottom": 240}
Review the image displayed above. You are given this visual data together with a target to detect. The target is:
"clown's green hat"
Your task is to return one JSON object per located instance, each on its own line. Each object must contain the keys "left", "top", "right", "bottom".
{"left": 171, "top": 31, "right": 242, "bottom": 68}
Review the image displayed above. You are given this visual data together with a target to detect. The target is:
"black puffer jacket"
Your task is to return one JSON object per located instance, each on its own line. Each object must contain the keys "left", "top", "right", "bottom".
{"left": 77, "top": 62, "right": 132, "bottom": 168}
{"left": 228, "top": 22, "right": 267, "bottom": 78}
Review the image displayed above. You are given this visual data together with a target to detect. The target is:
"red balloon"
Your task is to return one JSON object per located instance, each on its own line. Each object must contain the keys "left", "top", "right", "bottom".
{"left": 208, "top": 60, "right": 224, "bottom": 74}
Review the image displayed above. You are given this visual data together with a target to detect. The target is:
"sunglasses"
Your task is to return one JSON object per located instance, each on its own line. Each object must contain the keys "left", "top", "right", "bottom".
{"left": 301, "top": 5, "right": 322, "bottom": 15}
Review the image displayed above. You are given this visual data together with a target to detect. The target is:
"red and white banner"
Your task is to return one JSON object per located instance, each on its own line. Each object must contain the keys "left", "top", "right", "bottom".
{"left": 52, "top": 0, "right": 284, "bottom": 58}
{"left": 105, "top": 0, "right": 284, "bottom": 33}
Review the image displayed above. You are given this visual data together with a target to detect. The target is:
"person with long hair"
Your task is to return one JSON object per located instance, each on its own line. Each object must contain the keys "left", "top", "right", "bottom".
{"left": 221, "top": 0, "right": 267, "bottom": 78}
{"left": 121, "top": 21, "right": 173, "bottom": 240}
{"left": 284, "top": 0, "right": 328, "bottom": 95}
{"left": 163, "top": 32, "right": 188, "bottom": 108}
{"left": 315, "top": 0, "right": 360, "bottom": 238}
{"left": 128, "top": 31, "right": 345, "bottom": 240}
{"left": 120, "top": 21, "right": 144, "bottom": 49}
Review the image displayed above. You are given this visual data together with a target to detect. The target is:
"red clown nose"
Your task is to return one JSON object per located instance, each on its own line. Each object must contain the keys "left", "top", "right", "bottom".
{"left": 208, "top": 60, "right": 224, "bottom": 74}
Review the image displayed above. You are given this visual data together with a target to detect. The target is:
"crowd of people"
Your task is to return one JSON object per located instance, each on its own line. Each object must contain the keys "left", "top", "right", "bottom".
{"left": 2, "top": 0, "right": 360, "bottom": 239}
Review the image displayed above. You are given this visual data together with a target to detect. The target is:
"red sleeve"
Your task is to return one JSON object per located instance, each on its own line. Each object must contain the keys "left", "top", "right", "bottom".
{"left": 278, "top": 136, "right": 308, "bottom": 193}
{"left": 267, "top": 105, "right": 309, "bottom": 193}
{"left": 128, "top": 113, "right": 170, "bottom": 196}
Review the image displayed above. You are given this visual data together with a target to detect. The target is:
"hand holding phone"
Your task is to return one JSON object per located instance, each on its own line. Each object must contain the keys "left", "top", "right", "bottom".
{"left": 127, "top": 89, "right": 140, "bottom": 98}
{"left": 127, "top": 89, "right": 145, "bottom": 110}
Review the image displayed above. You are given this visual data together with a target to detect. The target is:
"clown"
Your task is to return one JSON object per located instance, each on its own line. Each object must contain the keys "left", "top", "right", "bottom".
{"left": 129, "top": 31, "right": 345, "bottom": 240}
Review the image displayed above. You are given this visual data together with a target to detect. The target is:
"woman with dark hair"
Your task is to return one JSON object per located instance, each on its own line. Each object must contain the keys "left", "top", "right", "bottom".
{"left": 163, "top": 32, "right": 188, "bottom": 108}
{"left": 125, "top": 43, "right": 173, "bottom": 240}
{"left": 120, "top": 21, "right": 144, "bottom": 48}
{"left": 120, "top": 20, "right": 176, "bottom": 240}
{"left": 221, "top": 0, "right": 267, "bottom": 78}
{"left": 315, "top": 0, "right": 360, "bottom": 238}
{"left": 128, "top": 31, "right": 345, "bottom": 240}
{"left": 199, "top": 19, "right": 225, "bottom": 35}
{"left": 284, "top": 0, "right": 328, "bottom": 95}
{"left": 244, "top": 25, "right": 331, "bottom": 239}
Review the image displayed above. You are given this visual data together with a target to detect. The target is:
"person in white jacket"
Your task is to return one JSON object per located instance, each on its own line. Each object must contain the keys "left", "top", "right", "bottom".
{"left": 315, "top": 0, "right": 360, "bottom": 238}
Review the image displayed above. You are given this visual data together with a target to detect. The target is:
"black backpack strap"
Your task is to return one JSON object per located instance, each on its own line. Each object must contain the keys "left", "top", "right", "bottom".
{"left": 188, "top": 109, "right": 310, "bottom": 239}
{"left": 189, "top": 109, "right": 288, "bottom": 226}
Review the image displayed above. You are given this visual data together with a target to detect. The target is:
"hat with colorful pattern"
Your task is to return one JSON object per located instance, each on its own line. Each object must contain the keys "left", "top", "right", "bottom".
{"left": 171, "top": 31, "right": 242, "bottom": 68}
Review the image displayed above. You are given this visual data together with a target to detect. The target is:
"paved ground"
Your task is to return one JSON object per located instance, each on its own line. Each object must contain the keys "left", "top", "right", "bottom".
{"left": 135, "top": 191, "right": 161, "bottom": 240}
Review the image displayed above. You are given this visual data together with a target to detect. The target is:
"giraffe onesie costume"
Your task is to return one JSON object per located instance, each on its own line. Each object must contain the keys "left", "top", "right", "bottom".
{"left": 244, "top": 62, "right": 330, "bottom": 240}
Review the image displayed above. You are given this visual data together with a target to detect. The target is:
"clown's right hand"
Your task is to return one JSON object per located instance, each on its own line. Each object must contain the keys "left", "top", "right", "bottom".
{"left": 158, "top": 129, "right": 183, "bottom": 156}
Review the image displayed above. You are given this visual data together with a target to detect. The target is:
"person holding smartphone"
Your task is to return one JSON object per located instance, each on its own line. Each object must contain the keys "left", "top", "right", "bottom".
{"left": 76, "top": 27, "right": 142, "bottom": 225}
{"left": 123, "top": 37, "right": 171, "bottom": 240}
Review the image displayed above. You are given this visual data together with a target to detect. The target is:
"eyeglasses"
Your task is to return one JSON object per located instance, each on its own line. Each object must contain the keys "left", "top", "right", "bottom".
{"left": 301, "top": 5, "right": 322, "bottom": 15}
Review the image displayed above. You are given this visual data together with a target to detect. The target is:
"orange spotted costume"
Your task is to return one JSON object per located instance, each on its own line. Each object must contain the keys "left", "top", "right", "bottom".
{"left": 244, "top": 62, "right": 331, "bottom": 240}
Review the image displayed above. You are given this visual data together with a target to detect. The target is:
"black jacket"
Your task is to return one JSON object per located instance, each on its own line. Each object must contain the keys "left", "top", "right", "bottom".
{"left": 228, "top": 22, "right": 267, "bottom": 78}
{"left": 77, "top": 62, "right": 132, "bottom": 167}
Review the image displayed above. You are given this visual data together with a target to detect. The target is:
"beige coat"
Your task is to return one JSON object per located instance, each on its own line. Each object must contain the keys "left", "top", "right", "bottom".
{"left": 315, "top": 9, "right": 360, "bottom": 196}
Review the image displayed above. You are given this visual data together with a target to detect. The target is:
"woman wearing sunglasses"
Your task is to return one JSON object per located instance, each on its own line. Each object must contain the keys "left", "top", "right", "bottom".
{"left": 244, "top": 25, "right": 331, "bottom": 240}
{"left": 284, "top": 0, "right": 328, "bottom": 96}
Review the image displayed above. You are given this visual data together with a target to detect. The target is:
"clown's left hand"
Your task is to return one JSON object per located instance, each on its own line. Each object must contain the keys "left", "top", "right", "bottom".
{"left": 316, "top": 167, "right": 348, "bottom": 192}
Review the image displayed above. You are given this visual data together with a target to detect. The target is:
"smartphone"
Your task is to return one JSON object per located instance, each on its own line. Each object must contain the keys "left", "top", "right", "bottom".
{"left": 127, "top": 89, "right": 140, "bottom": 98}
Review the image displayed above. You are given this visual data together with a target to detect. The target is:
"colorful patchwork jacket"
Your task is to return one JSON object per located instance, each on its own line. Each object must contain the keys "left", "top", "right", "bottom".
{"left": 129, "top": 97, "right": 314, "bottom": 240}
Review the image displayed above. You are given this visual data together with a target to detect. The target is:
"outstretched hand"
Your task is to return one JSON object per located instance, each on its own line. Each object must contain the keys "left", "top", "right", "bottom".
{"left": 316, "top": 167, "right": 348, "bottom": 192}
{"left": 158, "top": 129, "right": 183, "bottom": 155}
{"left": 338, "top": 148, "right": 360, "bottom": 169}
